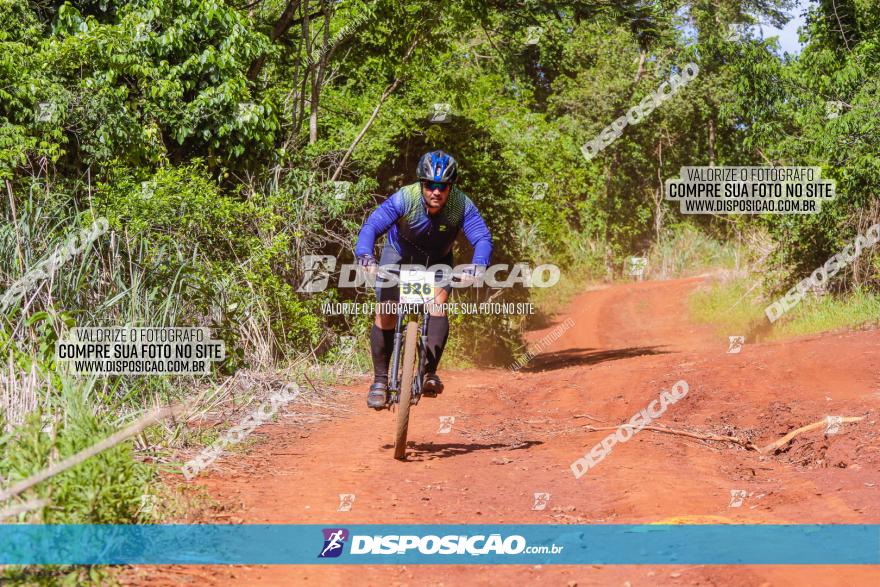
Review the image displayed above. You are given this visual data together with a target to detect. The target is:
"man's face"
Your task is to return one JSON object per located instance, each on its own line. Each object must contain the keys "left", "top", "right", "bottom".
{"left": 421, "top": 180, "right": 451, "bottom": 214}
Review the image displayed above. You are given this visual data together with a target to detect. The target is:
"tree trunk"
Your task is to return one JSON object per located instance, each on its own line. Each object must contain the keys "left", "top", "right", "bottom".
{"left": 708, "top": 115, "right": 716, "bottom": 166}
{"left": 634, "top": 50, "right": 646, "bottom": 82}
{"left": 301, "top": 0, "right": 318, "bottom": 145}
{"left": 654, "top": 138, "right": 664, "bottom": 243}
{"left": 308, "top": 1, "right": 331, "bottom": 145}
{"left": 247, "top": 0, "right": 304, "bottom": 82}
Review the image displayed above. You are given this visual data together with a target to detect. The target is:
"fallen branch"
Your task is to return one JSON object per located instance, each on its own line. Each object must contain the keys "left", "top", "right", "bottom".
{"left": 0, "top": 370, "right": 315, "bottom": 503}
{"left": 580, "top": 424, "right": 759, "bottom": 451}
{"left": 302, "top": 371, "right": 321, "bottom": 395}
{"left": 0, "top": 498, "right": 47, "bottom": 520}
{"left": 578, "top": 415, "right": 867, "bottom": 455}
{"left": 0, "top": 404, "right": 185, "bottom": 503}
{"left": 758, "top": 416, "right": 865, "bottom": 455}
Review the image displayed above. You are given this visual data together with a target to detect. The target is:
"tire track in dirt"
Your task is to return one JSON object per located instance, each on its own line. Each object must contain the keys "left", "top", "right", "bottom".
{"left": 128, "top": 277, "right": 880, "bottom": 586}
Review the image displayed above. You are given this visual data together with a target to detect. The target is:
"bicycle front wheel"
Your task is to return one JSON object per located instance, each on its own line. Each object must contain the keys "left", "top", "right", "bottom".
{"left": 393, "top": 320, "right": 419, "bottom": 460}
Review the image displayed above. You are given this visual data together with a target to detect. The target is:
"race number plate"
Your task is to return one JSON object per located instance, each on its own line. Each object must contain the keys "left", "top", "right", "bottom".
{"left": 400, "top": 268, "right": 434, "bottom": 303}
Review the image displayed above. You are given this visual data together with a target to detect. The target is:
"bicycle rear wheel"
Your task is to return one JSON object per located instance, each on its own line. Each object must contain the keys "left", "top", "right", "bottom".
{"left": 393, "top": 320, "right": 419, "bottom": 460}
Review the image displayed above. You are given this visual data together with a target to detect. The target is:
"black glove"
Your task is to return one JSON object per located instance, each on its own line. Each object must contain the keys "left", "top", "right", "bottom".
{"left": 357, "top": 254, "right": 377, "bottom": 268}
{"left": 457, "top": 265, "right": 486, "bottom": 287}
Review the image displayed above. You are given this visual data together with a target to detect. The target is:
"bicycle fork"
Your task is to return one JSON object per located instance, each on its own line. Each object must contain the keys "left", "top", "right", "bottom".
{"left": 387, "top": 311, "right": 430, "bottom": 406}
{"left": 416, "top": 313, "right": 430, "bottom": 398}
{"left": 388, "top": 312, "right": 406, "bottom": 403}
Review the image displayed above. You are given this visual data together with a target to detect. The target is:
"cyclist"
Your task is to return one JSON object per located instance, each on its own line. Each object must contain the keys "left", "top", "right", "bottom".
{"left": 355, "top": 150, "right": 493, "bottom": 409}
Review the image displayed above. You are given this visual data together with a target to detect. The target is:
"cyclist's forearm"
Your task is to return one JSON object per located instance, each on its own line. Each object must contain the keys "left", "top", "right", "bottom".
{"left": 461, "top": 206, "right": 493, "bottom": 266}
{"left": 355, "top": 225, "right": 380, "bottom": 258}
{"left": 355, "top": 194, "right": 403, "bottom": 256}
{"left": 470, "top": 237, "right": 493, "bottom": 266}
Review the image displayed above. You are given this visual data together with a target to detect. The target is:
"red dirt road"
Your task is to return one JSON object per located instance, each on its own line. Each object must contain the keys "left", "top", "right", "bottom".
{"left": 129, "top": 276, "right": 880, "bottom": 586}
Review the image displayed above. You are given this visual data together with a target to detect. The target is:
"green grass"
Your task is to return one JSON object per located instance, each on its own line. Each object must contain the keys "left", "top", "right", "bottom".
{"left": 646, "top": 224, "right": 749, "bottom": 279}
{"left": 688, "top": 276, "right": 766, "bottom": 337}
{"left": 0, "top": 378, "right": 154, "bottom": 524}
{"left": 772, "top": 288, "right": 880, "bottom": 338}
{"left": 689, "top": 276, "right": 880, "bottom": 341}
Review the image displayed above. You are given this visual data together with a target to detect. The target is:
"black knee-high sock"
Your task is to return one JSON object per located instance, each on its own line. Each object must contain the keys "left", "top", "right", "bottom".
{"left": 425, "top": 315, "right": 449, "bottom": 374}
{"left": 370, "top": 324, "right": 395, "bottom": 383}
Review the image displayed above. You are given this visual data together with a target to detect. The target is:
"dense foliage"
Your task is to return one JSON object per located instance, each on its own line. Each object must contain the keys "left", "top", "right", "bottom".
{"left": 3, "top": 0, "right": 877, "bottom": 357}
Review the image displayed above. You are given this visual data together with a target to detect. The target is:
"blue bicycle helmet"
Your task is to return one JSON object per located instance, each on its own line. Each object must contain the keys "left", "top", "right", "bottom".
{"left": 416, "top": 150, "right": 458, "bottom": 184}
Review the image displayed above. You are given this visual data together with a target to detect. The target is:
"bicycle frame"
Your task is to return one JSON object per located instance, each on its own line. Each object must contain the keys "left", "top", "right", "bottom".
{"left": 383, "top": 267, "right": 479, "bottom": 408}
{"left": 387, "top": 304, "right": 429, "bottom": 406}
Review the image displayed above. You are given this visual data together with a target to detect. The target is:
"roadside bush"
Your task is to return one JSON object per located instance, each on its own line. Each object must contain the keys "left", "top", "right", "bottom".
{"left": 95, "top": 162, "right": 323, "bottom": 364}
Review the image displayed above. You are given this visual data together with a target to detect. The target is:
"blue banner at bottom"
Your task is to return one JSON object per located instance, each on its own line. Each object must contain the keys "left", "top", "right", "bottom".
{"left": 0, "top": 524, "right": 878, "bottom": 565}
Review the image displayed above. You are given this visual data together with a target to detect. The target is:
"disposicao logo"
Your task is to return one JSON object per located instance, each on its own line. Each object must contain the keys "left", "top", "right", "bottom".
{"left": 318, "top": 528, "right": 349, "bottom": 558}
{"left": 318, "top": 530, "right": 561, "bottom": 558}
{"left": 349, "top": 534, "right": 531, "bottom": 555}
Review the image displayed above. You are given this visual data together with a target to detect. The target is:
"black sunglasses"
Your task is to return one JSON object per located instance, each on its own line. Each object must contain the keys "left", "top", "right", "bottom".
{"left": 422, "top": 181, "right": 450, "bottom": 191}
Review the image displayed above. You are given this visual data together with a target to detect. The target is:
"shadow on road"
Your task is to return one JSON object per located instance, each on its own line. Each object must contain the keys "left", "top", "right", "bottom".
{"left": 519, "top": 346, "right": 668, "bottom": 372}
{"left": 386, "top": 440, "right": 543, "bottom": 460}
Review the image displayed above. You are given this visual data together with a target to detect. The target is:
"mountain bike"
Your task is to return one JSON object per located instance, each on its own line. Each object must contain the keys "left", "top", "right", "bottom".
{"left": 372, "top": 264, "right": 481, "bottom": 460}
{"left": 382, "top": 266, "right": 438, "bottom": 460}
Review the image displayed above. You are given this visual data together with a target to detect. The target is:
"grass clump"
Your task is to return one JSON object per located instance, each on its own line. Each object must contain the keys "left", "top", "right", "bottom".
{"left": 689, "top": 275, "right": 880, "bottom": 341}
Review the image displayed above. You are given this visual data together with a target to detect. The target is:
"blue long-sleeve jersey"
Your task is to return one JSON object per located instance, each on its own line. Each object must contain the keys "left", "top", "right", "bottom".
{"left": 355, "top": 183, "right": 493, "bottom": 266}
